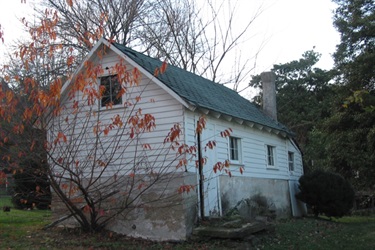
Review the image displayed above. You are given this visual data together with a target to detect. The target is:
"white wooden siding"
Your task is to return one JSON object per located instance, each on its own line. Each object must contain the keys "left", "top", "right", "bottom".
{"left": 183, "top": 110, "right": 303, "bottom": 181}
{"left": 49, "top": 49, "right": 187, "bottom": 179}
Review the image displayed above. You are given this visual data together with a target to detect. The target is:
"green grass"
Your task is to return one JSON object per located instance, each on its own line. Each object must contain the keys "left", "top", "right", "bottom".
{"left": 257, "top": 215, "right": 375, "bottom": 250}
{"left": 0, "top": 196, "right": 52, "bottom": 249}
{"left": 0, "top": 196, "right": 12, "bottom": 207}
{"left": 1, "top": 195, "right": 374, "bottom": 250}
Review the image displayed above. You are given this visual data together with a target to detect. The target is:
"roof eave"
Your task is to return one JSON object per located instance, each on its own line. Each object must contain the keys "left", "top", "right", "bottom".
{"left": 195, "top": 107, "right": 292, "bottom": 138}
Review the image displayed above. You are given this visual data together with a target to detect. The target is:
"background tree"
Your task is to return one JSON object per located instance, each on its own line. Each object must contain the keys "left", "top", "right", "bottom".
{"left": 0, "top": 78, "right": 51, "bottom": 209}
{"left": 249, "top": 50, "right": 335, "bottom": 168}
{"left": 333, "top": 0, "right": 374, "bottom": 93}
{"left": 249, "top": 0, "right": 375, "bottom": 191}
{"left": 317, "top": 0, "right": 375, "bottom": 189}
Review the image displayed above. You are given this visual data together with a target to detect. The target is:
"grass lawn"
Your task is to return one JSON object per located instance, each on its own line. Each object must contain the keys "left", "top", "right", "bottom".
{"left": 0, "top": 196, "right": 52, "bottom": 249}
{"left": 256, "top": 215, "right": 375, "bottom": 250}
{"left": 1, "top": 195, "right": 374, "bottom": 249}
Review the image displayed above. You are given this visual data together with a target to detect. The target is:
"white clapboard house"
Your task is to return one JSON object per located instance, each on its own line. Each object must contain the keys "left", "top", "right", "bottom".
{"left": 50, "top": 38, "right": 305, "bottom": 241}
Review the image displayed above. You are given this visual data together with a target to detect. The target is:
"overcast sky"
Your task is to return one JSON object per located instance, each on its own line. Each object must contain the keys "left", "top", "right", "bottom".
{"left": 0, "top": 0, "right": 340, "bottom": 96}
{"left": 243, "top": 0, "right": 340, "bottom": 72}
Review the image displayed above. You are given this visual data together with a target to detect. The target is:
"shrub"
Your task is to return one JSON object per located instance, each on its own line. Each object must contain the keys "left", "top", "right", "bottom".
{"left": 11, "top": 168, "right": 51, "bottom": 210}
{"left": 296, "top": 170, "right": 355, "bottom": 218}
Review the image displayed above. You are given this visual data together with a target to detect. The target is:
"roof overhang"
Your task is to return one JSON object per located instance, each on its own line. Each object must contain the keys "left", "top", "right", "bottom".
{"left": 195, "top": 107, "right": 289, "bottom": 138}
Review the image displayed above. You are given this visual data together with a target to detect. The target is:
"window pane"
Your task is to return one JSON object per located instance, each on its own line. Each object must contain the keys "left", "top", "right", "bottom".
{"left": 288, "top": 152, "right": 294, "bottom": 171}
{"left": 100, "top": 75, "right": 122, "bottom": 107}
{"left": 267, "top": 145, "right": 274, "bottom": 166}
{"left": 230, "top": 137, "right": 239, "bottom": 161}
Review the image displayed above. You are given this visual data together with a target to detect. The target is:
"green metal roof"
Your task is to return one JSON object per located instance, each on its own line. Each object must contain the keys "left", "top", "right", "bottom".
{"left": 113, "top": 42, "right": 292, "bottom": 136}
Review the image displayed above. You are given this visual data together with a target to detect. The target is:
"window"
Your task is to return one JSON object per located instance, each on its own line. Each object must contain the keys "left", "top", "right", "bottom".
{"left": 267, "top": 145, "right": 275, "bottom": 166}
{"left": 288, "top": 151, "right": 294, "bottom": 171}
{"left": 100, "top": 75, "right": 122, "bottom": 107}
{"left": 229, "top": 137, "right": 241, "bottom": 163}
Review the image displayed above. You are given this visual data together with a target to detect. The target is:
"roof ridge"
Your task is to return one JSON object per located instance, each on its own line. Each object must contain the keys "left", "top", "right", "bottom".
{"left": 113, "top": 42, "right": 239, "bottom": 92}
{"left": 111, "top": 41, "right": 293, "bottom": 136}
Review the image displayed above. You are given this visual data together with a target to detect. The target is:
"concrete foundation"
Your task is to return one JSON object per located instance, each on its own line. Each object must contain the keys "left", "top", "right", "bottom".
{"left": 51, "top": 172, "right": 198, "bottom": 241}
{"left": 219, "top": 175, "right": 291, "bottom": 218}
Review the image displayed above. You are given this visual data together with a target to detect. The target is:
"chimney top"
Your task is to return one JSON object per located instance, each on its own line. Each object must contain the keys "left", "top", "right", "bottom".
{"left": 261, "top": 71, "right": 277, "bottom": 121}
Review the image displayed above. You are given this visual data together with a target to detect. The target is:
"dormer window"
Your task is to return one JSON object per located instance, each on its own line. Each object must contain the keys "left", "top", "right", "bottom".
{"left": 100, "top": 75, "right": 122, "bottom": 107}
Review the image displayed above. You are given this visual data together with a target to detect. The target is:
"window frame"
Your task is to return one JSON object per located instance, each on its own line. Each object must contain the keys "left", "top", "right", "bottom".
{"left": 266, "top": 145, "right": 276, "bottom": 168}
{"left": 99, "top": 74, "right": 122, "bottom": 108}
{"left": 288, "top": 151, "right": 294, "bottom": 171}
{"left": 229, "top": 136, "right": 242, "bottom": 164}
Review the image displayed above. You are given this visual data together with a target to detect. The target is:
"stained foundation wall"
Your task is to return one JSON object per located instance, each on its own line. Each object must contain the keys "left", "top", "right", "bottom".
{"left": 51, "top": 172, "right": 198, "bottom": 241}
{"left": 219, "top": 175, "right": 292, "bottom": 218}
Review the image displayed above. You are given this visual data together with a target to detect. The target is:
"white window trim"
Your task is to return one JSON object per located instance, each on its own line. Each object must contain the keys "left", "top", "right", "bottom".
{"left": 266, "top": 144, "right": 277, "bottom": 169}
{"left": 229, "top": 136, "right": 242, "bottom": 165}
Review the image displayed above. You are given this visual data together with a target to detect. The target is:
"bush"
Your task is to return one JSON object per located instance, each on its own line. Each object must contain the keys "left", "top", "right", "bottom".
{"left": 11, "top": 168, "right": 51, "bottom": 210}
{"left": 296, "top": 170, "right": 355, "bottom": 218}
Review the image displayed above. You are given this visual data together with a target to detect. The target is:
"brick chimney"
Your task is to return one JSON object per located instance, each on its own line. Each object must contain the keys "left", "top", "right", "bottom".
{"left": 261, "top": 71, "right": 277, "bottom": 121}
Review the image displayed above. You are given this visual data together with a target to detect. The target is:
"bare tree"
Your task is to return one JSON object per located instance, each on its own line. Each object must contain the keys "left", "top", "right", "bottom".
{"left": 35, "top": 0, "right": 264, "bottom": 91}
{"left": 38, "top": 0, "right": 150, "bottom": 53}
{"left": 44, "top": 63, "right": 195, "bottom": 231}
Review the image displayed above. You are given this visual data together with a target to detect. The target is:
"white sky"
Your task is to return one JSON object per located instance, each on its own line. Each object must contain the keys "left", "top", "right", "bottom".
{"left": 0, "top": 0, "right": 340, "bottom": 95}
{"left": 242, "top": 0, "right": 340, "bottom": 72}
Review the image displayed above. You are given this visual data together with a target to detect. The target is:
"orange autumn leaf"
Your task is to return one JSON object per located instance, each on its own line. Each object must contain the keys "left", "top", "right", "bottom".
{"left": 112, "top": 115, "right": 123, "bottom": 127}
{"left": 205, "top": 140, "right": 216, "bottom": 150}
{"left": 239, "top": 166, "right": 244, "bottom": 174}
{"left": 220, "top": 128, "right": 233, "bottom": 138}
{"left": 54, "top": 131, "right": 67, "bottom": 145}
{"left": 83, "top": 205, "right": 92, "bottom": 213}
{"left": 177, "top": 158, "right": 188, "bottom": 169}
{"left": 23, "top": 108, "right": 33, "bottom": 121}
{"left": 160, "top": 60, "right": 168, "bottom": 74}
{"left": 103, "top": 127, "right": 110, "bottom": 136}
{"left": 178, "top": 184, "right": 195, "bottom": 194}
{"left": 164, "top": 124, "right": 181, "bottom": 143}
{"left": 153, "top": 67, "right": 159, "bottom": 77}
{"left": 132, "top": 67, "right": 141, "bottom": 85}
{"left": 196, "top": 116, "right": 206, "bottom": 134}
{"left": 66, "top": 0, "right": 73, "bottom": 7}
{"left": 58, "top": 131, "right": 67, "bottom": 142}
{"left": 6, "top": 91, "right": 13, "bottom": 104}
{"left": 67, "top": 55, "right": 74, "bottom": 66}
